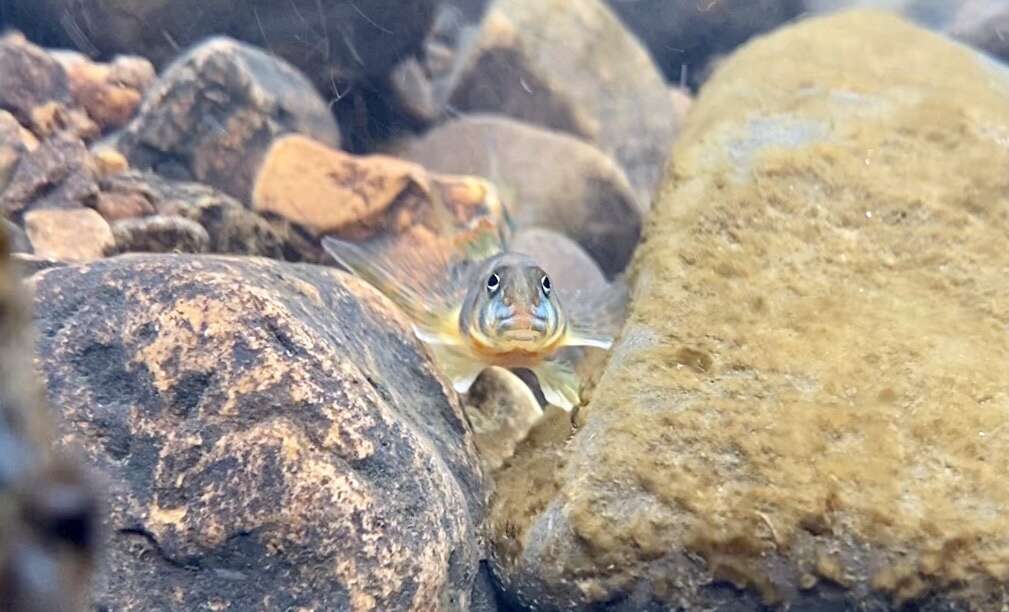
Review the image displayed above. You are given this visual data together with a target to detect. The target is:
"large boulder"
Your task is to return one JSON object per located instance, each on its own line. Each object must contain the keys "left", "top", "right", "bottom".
{"left": 31, "top": 254, "right": 488, "bottom": 610}
{"left": 5, "top": 0, "right": 438, "bottom": 91}
{"left": 109, "top": 37, "right": 341, "bottom": 205}
{"left": 489, "top": 10, "right": 1009, "bottom": 610}
{"left": 444, "top": 0, "right": 677, "bottom": 203}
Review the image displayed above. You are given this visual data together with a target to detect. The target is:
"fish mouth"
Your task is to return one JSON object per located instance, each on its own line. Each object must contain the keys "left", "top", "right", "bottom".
{"left": 495, "top": 316, "right": 548, "bottom": 342}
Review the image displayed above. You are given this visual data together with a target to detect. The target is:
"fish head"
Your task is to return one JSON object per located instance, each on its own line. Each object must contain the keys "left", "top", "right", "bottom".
{"left": 460, "top": 252, "right": 566, "bottom": 353}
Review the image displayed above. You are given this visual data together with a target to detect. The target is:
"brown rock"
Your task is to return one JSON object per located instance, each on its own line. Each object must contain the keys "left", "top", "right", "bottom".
{"left": 110, "top": 215, "right": 211, "bottom": 254}
{"left": 490, "top": 10, "right": 1009, "bottom": 610}
{"left": 90, "top": 147, "right": 128, "bottom": 179}
{"left": 0, "top": 187, "right": 99, "bottom": 611}
{"left": 92, "top": 190, "right": 154, "bottom": 222}
{"left": 100, "top": 170, "right": 299, "bottom": 260}
{"left": 465, "top": 367, "right": 543, "bottom": 471}
{"left": 445, "top": 0, "right": 678, "bottom": 202}
{"left": 395, "top": 115, "right": 642, "bottom": 276}
{"left": 31, "top": 254, "right": 487, "bottom": 610}
{"left": 27, "top": 101, "right": 99, "bottom": 142}
{"left": 51, "top": 50, "right": 155, "bottom": 132}
{"left": 110, "top": 37, "right": 342, "bottom": 204}
{"left": 0, "top": 110, "right": 38, "bottom": 193}
{"left": 0, "top": 31, "right": 71, "bottom": 127}
{"left": 0, "top": 134, "right": 98, "bottom": 215}
{"left": 24, "top": 208, "right": 114, "bottom": 262}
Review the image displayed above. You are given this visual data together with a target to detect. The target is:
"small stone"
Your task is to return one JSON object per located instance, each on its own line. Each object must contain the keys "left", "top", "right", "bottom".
{"left": 24, "top": 208, "right": 114, "bottom": 262}
{"left": 111, "top": 37, "right": 342, "bottom": 204}
{"left": 0, "top": 31, "right": 71, "bottom": 127}
{"left": 0, "top": 134, "right": 98, "bottom": 215}
{"left": 2, "top": 218, "right": 32, "bottom": 254}
{"left": 465, "top": 367, "right": 543, "bottom": 471}
{"left": 444, "top": 0, "right": 678, "bottom": 202}
{"left": 91, "top": 147, "right": 129, "bottom": 178}
{"left": 110, "top": 214, "right": 210, "bottom": 254}
{"left": 0, "top": 110, "right": 38, "bottom": 194}
{"left": 253, "top": 134, "right": 428, "bottom": 235}
{"left": 28, "top": 101, "right": 100, "bottom": 141}
{"left": 395, "top": 115, "right": 642, "bottom": 276}
{"left": 51, "top": 50, "right": 155, "bottom": 132}
{"left": 93, "top": 190, "right": 154, "bottom": 222}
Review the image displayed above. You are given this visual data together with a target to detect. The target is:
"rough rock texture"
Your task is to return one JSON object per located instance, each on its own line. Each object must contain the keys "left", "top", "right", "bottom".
{"left": 24, "top": 208, "right": 114, "bottom": 262}
{"left": 395, "top": 115, "right": 642, "bottom": 276}
{"left": 445, "top": 0, "right": 677, "bottom": 203}
{"left": 0, "top": 31, "right": 71, "bottom": 126}
{"left": 109, "top": 37, "right": 341, "bottom": 204}
{"left": 606, "top": 0, "right": 803, "bottom": 89}
{"left": 465, "top": 367, "right": 543, "bottom": 472}
{"left": 31, "top": 254, "right": 488, "bottom": 611}
{"left": 489, "top": 10, "right": 1009, "bottom": 610}
{"left": 0, "top": 192, "right": 98, "bottom": 611}
{"left": 6, "top": 0, "right": 438, "bottom": 92}
{"left": 110, "top": 214, "right": 211, "bottom": 254}
{"left": 99, "top": 171, "right": 302, "bottom": 261}
{"left": 0, "top": 134, "right": 98, "bottom": 216}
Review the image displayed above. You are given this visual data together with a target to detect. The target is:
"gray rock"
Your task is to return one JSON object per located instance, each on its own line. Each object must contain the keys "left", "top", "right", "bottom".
{"left": 0, "top": 134, "right": 97, "bottom": 216}
{"left": 444, "top": 0, "right": 678, "bottom": 203}
{"left": 0, "top": 31, "right": 71, "bottom": 126}
{"left": 109, "top": 37, "right": 341, "bottom": 204}
{"left": 395, "top": 115, "right": 642, "bottom": 276}
{"left": 3, "top": 218, "right": 32, "bottom": 253}
{"left": 110, "top": 214, "right": 211, "bottom": 254}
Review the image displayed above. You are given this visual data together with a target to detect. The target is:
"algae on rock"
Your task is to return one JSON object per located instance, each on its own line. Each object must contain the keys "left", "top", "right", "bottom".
{"left": 489, "top": 9, "right": 1009, "bottom": 610}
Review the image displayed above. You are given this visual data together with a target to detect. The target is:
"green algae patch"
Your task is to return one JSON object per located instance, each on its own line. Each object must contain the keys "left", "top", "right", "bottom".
{"left": 489, "top": 9, "right": 1009, "bottom": 610}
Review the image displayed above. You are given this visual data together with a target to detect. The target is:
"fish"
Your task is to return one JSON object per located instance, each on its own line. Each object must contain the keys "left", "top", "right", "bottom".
{"left": 321, "top": 186, "right": 622, "bottom": 410}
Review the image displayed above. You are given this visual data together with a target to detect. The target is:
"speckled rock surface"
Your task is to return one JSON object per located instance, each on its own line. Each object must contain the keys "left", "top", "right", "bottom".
{"left": 395, "top": 115, "right": 642, "bottom": 276}
{"left": 109, "top": 37, "right": 341, "bottom": 204}
{"left": 31, "top": 254, "right": 488, "bottom": 611}
{"left": 110, "top": 214, "right": 211, "bottom": 254}
{"left": 488, "top": 10, "right": 1009, "bottom": 610}
{"left": 445, "top": 0, "right": 677, "bottom": 203}
{"left": 0, "top": 203, "right": 99, "bottom": 611}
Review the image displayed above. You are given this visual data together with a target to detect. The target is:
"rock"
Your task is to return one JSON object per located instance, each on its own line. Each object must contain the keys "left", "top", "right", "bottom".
{"left": 30, "top": 254, "right": 487, "bottom": 610}
{"left": 253, "top": 134, "right": 507, "bottom": 248}
{"left": 465, "top": 367, "right": 543, "bottom": 472}
{"left": 0, "top": 31, "right": 71, "bottom": 127}
{"left": 24, "top": 208, "right": 114, "bottom": 262}
{"left": 605, "top": 0, "right": 803, "bottom": 89}
{"left": 3, "top": 218, "right": 32, "bottom": 253}
{"left": 396, "top": 115, "right": 643, "bottom": 276}
{"left": 0, "top": 134, "right": 98, "bottom": 215}
{"left": 10, "top": 252, "right": 65, "bottom": 278}
{"left": 92, "top": 190, "right": 154, "bottom": 222}
{"left": 389, "top": 56, "right": 441, "bottom": 124}
{"left": 110, "top": 215, "right": 211, "bottom": 254}
{"left": 489, "top": 10, "right": 1009, "bottom": 610}
{"left": 6, "top": 0, "right": 438, "bottom": 93}
{"left": 445, "top": 0, "right": 678, "bottom": 202}
{"left": 110, "top": 37, "right": 341, "bottom": 204}
{"left": 509, "top": 227, "right": 608, "bottom": 298}
{"left": 99, "top": 171, "right": 298, "bottom": 260}
{"left": 51, "top": 50, "right": 155, "bottom": 132}
{"left": 0, "top": 187, "right": 99, "bottom": 611}
{"left": 949, "top": 1, "right": 1009, "bottom": 62}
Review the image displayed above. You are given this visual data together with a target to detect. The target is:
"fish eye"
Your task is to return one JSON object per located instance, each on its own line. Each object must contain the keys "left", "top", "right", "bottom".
{"left": 540, "top": 274, "right": 552, "bottom": 296}
{"left": 486, "top": 272, "right": 500, "bottom": 294}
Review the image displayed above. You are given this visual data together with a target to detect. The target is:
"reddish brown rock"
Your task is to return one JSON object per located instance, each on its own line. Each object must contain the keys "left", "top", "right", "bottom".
{"left": 110, "top": 37, "right": 342, "bottom": 204}
{"left": 31, "top": 254, "right": 488, "bottom": 610}
{"left": 0, "top": 134, "right": 98, "bottom": 215}
{"left": 444, "top": 0, "right": 678, "bottom": 202}
{"left": 52, "top": 50, "right": 155, "bottom": 132}
{"left": 23, "top": 208, "right": 114, "bottom": 262}
{"left": 395, "top": 115, "right": 642, "bottom": 276}
{"left": 0, "top": 31, "right": 71, "bottom": 127}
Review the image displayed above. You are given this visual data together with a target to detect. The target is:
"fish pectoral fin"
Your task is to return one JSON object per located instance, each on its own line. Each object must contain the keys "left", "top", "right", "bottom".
{"left": 532, "top": 357, "right": 582, "bottom": 411}
{"left": 564, "top": 326, "right": 614, "bottom": 350}
{"left": 426, "top": 343, "right": 485, "bottom": 394}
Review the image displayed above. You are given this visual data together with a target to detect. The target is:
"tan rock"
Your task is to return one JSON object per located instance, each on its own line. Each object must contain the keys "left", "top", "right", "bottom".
{"left": 490, "top": 10, "right": 1009, "bottom": 610}
{"left": 93, "top": 190, "right": 154, "bottom": 221}
{"left": 24, "top": 208, "right": 114, "bottom": 262}
{"left": 52, "top": 50, "right": 155, "bottom": 132}
{"left": 465, "top": 367, "right": 543, "bottom": 471}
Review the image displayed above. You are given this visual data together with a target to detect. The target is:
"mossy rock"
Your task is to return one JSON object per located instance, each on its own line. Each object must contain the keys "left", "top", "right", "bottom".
{"left": 489, "top": 9, "right": 1009, "bottom": 610}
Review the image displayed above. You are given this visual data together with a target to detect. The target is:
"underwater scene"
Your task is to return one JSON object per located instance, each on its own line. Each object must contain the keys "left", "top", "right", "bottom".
{"left": 0, "top": 0, "right": 1006, "bottom": 610}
